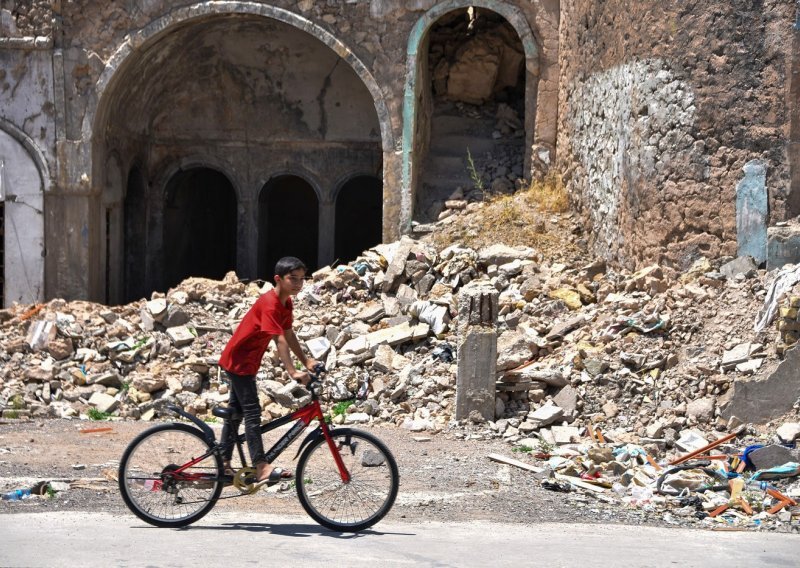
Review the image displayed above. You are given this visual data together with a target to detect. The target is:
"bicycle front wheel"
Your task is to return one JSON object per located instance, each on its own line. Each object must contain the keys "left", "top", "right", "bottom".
{"left": 118, "top": 423, "right": 223, "bottom": 528}
{"left": 296, "top": 428, "right": 399, "bottom": 532}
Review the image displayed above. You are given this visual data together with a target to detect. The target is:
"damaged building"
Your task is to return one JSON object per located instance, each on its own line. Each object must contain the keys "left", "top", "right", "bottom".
{"left": 0, "top": 0, "right": 797, "bottom": 307}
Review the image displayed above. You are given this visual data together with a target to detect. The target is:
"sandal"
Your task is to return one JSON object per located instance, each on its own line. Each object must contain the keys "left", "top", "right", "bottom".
{"left": 253, "top": 467, "right": 294, "bottom": 489}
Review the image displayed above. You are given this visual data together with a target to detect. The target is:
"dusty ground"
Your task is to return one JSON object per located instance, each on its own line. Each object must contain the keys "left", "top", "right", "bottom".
{"left": 0, "top": 417, "right": 671, "bottom": 529}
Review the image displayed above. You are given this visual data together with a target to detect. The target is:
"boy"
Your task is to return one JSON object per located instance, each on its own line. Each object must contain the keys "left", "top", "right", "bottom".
{"left": 218, "top": 256, "right": 317, "bottom": 485}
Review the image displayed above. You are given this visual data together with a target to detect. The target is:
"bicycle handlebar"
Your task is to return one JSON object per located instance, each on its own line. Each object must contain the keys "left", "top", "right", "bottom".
{"left": 306, "top": 363, "right": 327, "bottom": 398}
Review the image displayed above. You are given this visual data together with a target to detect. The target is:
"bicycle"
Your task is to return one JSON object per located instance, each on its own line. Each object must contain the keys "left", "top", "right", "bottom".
{"left": 118, "top": 365, "right": 399, "bottom": 532}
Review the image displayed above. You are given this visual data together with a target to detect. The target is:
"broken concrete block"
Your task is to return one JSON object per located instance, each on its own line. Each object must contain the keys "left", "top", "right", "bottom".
{"left": 356, "top": 302, "right": 385, "bottom": 323}
{"left": 551, "top": 425, "right": 581, "bottom": 445}
{"left": 552, "top": 385, "right": 578, "bottom": 421}
{"left": 720, "top": 343, "right": 753, "bottom": 370}
{"left": 146, "top": 298, "right": 168, "bottom": 321}
{"left": 88, "top": 392, "right": 118, "bottom": 414}
{"left": 26, "top": 320, "right": 56, "bottom": 351}
{"left": 721, "top": 343, "right": 800, "bottom": 423}
{"left": 382, "top": 236, "right": 415, "bottom": 293}
{"left": 166, "top": 326, "right": 194, "bottom": 347}
{"left": 776, "top": 423, "right": 800, "bottom": 444}
{"left": 163, "top": 304, "right": 190, "bottom": 328}
{"left": 305, "top": 336, "right": 331, "bottom": 360}
{"left": 341, "top": 335, "right": 369, "bottom": 354}
{"left": 686, "top": 397, "right": 715, "bottom": 422}
{"left": 529, "top": 404, "right": 564, "bottom": 427}
{"left": 749, "top": 445, "right": 796, "bottom": 471}
{"left": 767, "top": 224, "right": 800, "bottom": 270}
{"left": 720, "top": 256, "right": 757, "bottom": 280}
{"left": 372, "top": 344, "right": 395, "bottom": 373}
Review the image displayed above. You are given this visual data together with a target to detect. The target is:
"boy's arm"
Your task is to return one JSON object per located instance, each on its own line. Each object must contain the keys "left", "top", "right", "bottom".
{"left": 275, "top": 331, "right": 318, "bottom": 383}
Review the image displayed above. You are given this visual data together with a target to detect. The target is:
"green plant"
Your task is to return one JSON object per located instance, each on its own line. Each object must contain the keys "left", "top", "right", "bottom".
{"left": 120, "top": 381, "right": 131, "bottom": 393}
{"left": 537, "top": 439, "right": 555, "bottom": 454}
{"left": 466, "top": 147, "right": 485, "bottom": 193}
{"left": 331, "top": 399, "right": 355, "bottom": 417}
{"left": 5, "top": 410, "right": 19, "bottom": 419}
{"left": 46, "top": 484, "right": 56, "bottom": 499}
{"left": 87, "top": 407, "right": 112, "bottom": 421}
{"left": 512, "top": 445, "right": 534, "bottom": 454}
{"left": 203, "top": 416, "right": 218, "bottom": 424}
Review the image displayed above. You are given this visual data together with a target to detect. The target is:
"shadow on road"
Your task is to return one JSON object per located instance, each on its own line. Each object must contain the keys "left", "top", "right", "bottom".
{"left": 131, "top": 522, "right": 415, "bottom": 539}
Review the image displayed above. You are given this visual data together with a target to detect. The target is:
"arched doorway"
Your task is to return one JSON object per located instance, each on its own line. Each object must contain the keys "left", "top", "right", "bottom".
{"left": 419, "top": 8, "right": 526, "bottom": 219}
{"left": 0, "top": 126, "right": 45, "bottom": 307}
{"left": 163, "top": 168, "right": 237, "bottom": 290}
{"left": 258, "top": 175, "right": 319, "bottom": 280}
{"left": 404, "top": 1, "right": 541, "bottom": 226}
{"left": 335, "top": 176, "right": 383, "bottom": 264}
{"left": 90, "top": 10, "right": 387, "bottom": 298}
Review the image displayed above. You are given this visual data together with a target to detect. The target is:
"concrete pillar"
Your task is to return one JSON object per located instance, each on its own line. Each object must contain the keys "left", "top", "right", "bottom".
{"left": 455, "top": 281, "right": 498, "bottom": 421}
{"left": 318, "top": 199, "right": 335, "bottom": 267}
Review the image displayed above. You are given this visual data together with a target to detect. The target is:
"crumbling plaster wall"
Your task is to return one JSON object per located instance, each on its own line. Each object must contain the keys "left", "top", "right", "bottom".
{"left": 0, "top": 4, "right": 55, "bottom": 306}
{"left": 558, "top": 0, "right": 795, "bottom": 271}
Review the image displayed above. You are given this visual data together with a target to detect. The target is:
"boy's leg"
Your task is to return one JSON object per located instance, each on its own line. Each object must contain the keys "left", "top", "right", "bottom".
{"left": 219, "top": 374, "right": 242, "bottom": 466}
{"left": 226, "top": 372, "right": 265, "bottom": 467}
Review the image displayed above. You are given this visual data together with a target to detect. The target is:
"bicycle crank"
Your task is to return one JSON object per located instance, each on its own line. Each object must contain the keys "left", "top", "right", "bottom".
{"left": 232, "top": 467, "right": 257, "bottom": 493}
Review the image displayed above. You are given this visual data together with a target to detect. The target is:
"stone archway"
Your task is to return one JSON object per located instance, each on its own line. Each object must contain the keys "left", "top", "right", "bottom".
{"left": 0, "top": 122, "right": 46, "bottom": 307}
{"left": 163, "top": 168, "right": 237, "bottom": 290}
{"left": 404, "top": 0, "right": 542, "bottom": 226}
{"left": 335, "top": 175, "right": 383, "bottom": 264}
{"left": 88, "top": 3, "right": 391, "bottom": 298}
{"left": 258, "top": 175, "right": 319, "bottom": 279}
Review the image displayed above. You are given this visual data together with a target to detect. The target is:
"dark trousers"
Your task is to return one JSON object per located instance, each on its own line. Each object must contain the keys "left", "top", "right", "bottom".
{"left": 220, "top": 371, "right": 265, "bottom": 466}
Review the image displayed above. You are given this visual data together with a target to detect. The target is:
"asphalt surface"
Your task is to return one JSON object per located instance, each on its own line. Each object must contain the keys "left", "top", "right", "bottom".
{"left": 0, "top": 511, "right": 798, "bottom": 568}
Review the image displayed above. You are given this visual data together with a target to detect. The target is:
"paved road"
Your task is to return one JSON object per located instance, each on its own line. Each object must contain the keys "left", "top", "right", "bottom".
{"left": 0, "top": 512, "right": 797, "bottom": 567}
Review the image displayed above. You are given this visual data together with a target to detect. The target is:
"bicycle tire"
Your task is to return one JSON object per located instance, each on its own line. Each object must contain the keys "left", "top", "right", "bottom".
{"left": 296, "top": 428, "right": 399, "bottom": 532}
{"left": 118, "top": 423, "right": 223, "bottom": 528}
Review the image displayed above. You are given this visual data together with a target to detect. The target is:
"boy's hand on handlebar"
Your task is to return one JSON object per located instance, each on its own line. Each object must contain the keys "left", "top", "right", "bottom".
{"left": 291, "top": 370, "right": 311, "bottom": 385}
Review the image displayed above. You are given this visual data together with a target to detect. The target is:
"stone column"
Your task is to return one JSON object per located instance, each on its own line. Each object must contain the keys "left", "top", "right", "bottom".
{"left": 455, "top": 281, "right": 498, "bottom": 421}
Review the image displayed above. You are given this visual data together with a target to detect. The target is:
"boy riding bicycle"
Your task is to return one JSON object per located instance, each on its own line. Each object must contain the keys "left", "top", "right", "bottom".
{"left": 218, "top": 256, "right": 317, "bottom": 486}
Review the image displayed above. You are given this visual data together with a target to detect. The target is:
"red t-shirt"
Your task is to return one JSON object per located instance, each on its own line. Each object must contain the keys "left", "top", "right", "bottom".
{"left": 219, "top": 290, "right": 293, "bottom": 376}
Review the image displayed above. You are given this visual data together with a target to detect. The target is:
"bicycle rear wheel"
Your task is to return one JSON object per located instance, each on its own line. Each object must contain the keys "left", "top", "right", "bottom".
{"left": 118, "top": 423, "right": 223, "bottom": 528}
{"left": 296, "top": 428, "right": 399, "bottom": 532}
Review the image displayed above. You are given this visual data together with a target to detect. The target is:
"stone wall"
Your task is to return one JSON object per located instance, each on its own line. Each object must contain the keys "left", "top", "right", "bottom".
{"left": 557, "top": 0, "right": 796, "bottom": 271}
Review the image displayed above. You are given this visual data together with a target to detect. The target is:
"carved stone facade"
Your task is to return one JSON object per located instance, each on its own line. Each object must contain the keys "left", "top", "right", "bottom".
{"left": 0, "top": 0, "right": 797, "bottom": 304}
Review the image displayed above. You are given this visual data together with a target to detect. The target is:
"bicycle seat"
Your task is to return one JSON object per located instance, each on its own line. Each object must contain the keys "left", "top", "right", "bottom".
{"left": 212, "top": 406, "right": 242, "bottom": 421}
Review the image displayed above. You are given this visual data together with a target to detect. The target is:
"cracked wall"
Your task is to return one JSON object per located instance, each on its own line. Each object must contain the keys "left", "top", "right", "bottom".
{"left": 558, "top": 0, "right": 795, "bottom": 271}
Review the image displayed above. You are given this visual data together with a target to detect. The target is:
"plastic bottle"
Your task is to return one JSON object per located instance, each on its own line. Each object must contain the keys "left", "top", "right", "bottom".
{"left": 2, "top": 488, "right": 32, "bottom": 501}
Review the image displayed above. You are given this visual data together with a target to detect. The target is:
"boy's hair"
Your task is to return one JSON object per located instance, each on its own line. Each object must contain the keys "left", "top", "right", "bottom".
{"left": 274, "top": 256, "right": 307, "bottom": 277}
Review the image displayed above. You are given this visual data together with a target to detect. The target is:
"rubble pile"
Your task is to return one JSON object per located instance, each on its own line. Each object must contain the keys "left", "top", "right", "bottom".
{"left": 0, "top": 226, "right": 797, "bottom": 436}
{"left": 2, "top": 195, "right": 800, "bottom": 526}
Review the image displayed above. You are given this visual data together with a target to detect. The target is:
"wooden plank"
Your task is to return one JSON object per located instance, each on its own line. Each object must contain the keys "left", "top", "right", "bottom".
{"left": 669, "top": 431, "right": 740, "bottom": 465}
{"left": 487, "top": 453, "right": 606, "bottom": 493}
{"left": 487, "top": 453, "right": 545, "bottom": 474}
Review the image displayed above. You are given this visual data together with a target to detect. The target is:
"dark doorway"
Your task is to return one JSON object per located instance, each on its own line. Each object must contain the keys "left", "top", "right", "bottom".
{"left": 124, "top": 166, "right": 148, "bottom": 302}
{"left": 419, "top": 8, "right": 526, "bottom": 219}
{"left": 258, "top": 175, "right": 319, "bottom": 280}
{"left": 163, "top": 168, "right": 237, "bottom": 290}
{"left": 335, "top": 176, "right": 382, "bottom": 264}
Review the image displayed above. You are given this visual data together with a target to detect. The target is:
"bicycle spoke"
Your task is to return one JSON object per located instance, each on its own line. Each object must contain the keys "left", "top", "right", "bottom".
{"left": 119, "top": 424, "right": 222, "bottom": 527}
{"left": 297, "top": 429, "right": 398, "bottom": 531}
